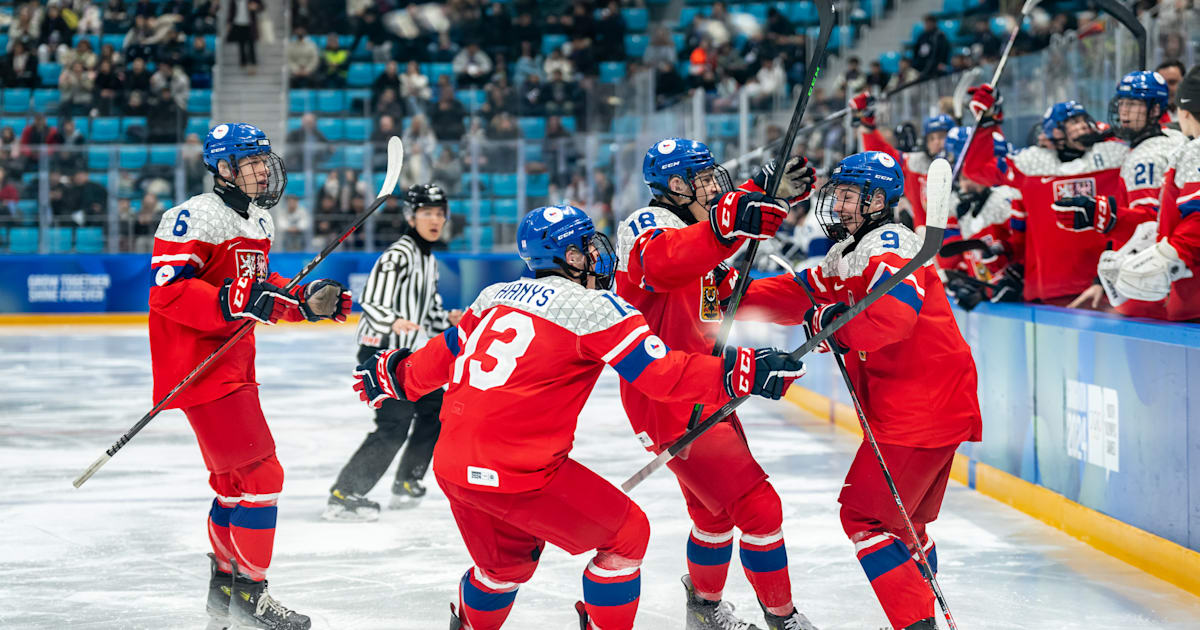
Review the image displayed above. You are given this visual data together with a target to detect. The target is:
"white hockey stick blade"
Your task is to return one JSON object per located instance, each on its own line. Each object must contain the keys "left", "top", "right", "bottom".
{"left": 768, "top": 254, "right": 798, "bottom": 277}
{"left": 377, "top": 136, "right": 404, "bottom": 199}
{"left": 924, "top": 158, "right": 952, "bottom": 231}
{"left": 1020, "top": 0, "right": 1043, "bottom": 15}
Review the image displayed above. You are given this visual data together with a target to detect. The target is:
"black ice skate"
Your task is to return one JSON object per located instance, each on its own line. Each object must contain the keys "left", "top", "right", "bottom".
{"left": 229, "top": 569, "right": 312, "bottom": 630}
{"left": 206, "top": 553, "right": 232, "bottom": 630}
{"left": 880, "top": 618, "right": 938, "bottom": 630}
{"left": 760, "top": 602, "right": 820, "bottom": 630}
{"left": 389, "top": 478, "right": 427, "bottom": 509}
{"left": 449, "top": 603, "right": 462, "bottom": 629}
{"left": 682, "top": 574, "right": 763, "bottom": 630}
{"left": 322, "top": 488, "right": 381, "bottom": 521}
{"left": 574, "top": 600, "right": 589, "bottom": 629}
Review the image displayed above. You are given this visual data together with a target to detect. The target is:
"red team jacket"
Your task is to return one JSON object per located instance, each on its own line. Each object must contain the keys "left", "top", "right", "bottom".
{"left": 1137, "top": 137, "right": 1200, "bottom": 321}
{"left": 148, "top": 193, "right": 304, "bottom": 409}
{"left": 743, "top": 226, "right": 982, "bottom": 448}
{"left": 614, "top": 205, "right": 747, "bottom": 450}
{"left": 963, "top": 125, "right": 1137, "bottom": 301}
{"left": 395, "top": 275, "right": 734, "bottom": 494}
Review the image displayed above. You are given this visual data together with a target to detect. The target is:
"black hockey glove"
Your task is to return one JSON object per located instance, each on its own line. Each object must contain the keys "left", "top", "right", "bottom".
{"left": 723, "top": 346, "right": 806, "bottom": 400}
{"left": 352, "top": 348, "right": 412, "bottom": 409}
{"left": 219, "top": 277, "right": 299, "bottom": 325}
{"left": 989, "top": 264, "right": 1024, "bottom": 303}
{"left": 1052, "top": 196, "right": 1117, "bottom": 234}
{"left": 297, "top": 279, "right": 352, "bottom": 322}
{"left": 942, "top": 270, "right": 989, "bottom": 311}
{"left": 803, "top": 302, "right": 851, "bottom": 354}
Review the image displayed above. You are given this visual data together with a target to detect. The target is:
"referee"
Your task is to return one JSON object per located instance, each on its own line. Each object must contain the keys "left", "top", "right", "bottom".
{"left": 324, "top": 183, "right": 462, "bottom": 521}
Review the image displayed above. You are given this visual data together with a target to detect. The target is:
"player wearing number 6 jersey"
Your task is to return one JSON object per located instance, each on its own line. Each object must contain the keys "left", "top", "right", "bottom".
{"left": 352, "top": 205, "right": 804, "bottom": 630}
{"left": 617, "top": 138, "right": 821, "bottom": 630}
{"left": 741, "top": 152, "right": 981, "bottom": 630}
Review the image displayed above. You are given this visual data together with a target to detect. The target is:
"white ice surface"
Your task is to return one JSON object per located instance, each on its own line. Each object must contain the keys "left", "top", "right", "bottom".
{"left": 2, "top": 324, "right": 1199, "bottom": 629}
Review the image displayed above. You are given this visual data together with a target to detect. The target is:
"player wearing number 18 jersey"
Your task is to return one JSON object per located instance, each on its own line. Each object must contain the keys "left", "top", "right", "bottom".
{"left": 352, "top": 205, "right": 804, "bottom": 630}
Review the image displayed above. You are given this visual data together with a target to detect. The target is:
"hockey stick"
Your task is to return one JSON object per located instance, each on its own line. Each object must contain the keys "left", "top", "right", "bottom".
{"left": 949, "top": 0, "right": 1042, "bottom": 183}
{"left": 72, "top": 137, "right": 405, "bottom": 488}
{"left": 682, "top": 0, "right": 836, "bottom": 430}
{"left": 622, "top": 158, "right": 953, "bottom": 493}
{"left": 1093, "top": 0, "right": 1147, "bottom": 71}
{"left": 770, "top": 254, "right": 960, "bottom": 630}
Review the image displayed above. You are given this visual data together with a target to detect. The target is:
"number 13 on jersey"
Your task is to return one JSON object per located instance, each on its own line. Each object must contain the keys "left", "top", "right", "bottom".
{"left": 452, "top": 310, "right": 536, "bottom": 390}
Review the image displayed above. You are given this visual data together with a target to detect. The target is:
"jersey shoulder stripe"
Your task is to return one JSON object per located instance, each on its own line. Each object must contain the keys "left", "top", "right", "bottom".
{"left": 470, "top": 275, "right": 638, "bottom": 335}
{"left": 617, "top": 206, "right": 688, "bottom": 271}
{"left": 154, "top": 193, "right": 276, "bottom": 246}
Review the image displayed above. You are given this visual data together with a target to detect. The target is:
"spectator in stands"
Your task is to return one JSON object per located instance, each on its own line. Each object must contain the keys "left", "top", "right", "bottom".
{"left": 124, "top": 15, "right": 160, "bottom": 62}
{"left": 513, "top": 41, "right": 542, "bottom": 88}
{"left": 103, "top": 0, "right": 133, "bottom": 35}
{"left": 964, "top": 19, "right": 1002, "bottom": 62}
{"left": 0, "top": 127, "right": 20, "bottom": 176}
{"left": 543, "top": 69, "right": 580, "bottom": 117}
{"left": 483, "top": 2, "right": 513, "bottom": 60}
{"left": 39, "top": 5, "right": 74, "bottom": 57}
{"left": 53, "top": 119, "right": 87, "bottom": 173}
{"left": 185, "top": 34, "right": 216, "bottom": 88}
{"left": 126, "top": 56, "right": 153, "bottom": 94}
{"left": 98, "top": 43, "right": 123, "bottom": 69}
{"left": 374, "top": 88, "right": 406, "bottom": 126}
{"left": 134, "top": 193, "right": 165, "bottom": 252}
{"left": 351, "top": 9, "right": 392, "bottom": 62}
{"left": 453, "top": 43, "right": 494, "bottom": 89}
{"left": 286, "top": 27, "right": 320, "bottom": 88}
{"left": 427, "top": 31, "right": 459, "bottom": 63}
{"left": 286, "top": 112, "right": 331, "bottom": 164}
{"left": 321, "top": 34, "right": 350, "bottom": 87}
{"left": 689, "top": 37, "right": 715, "bottom": 83}
{"left": 370, "top": 115, "right": 397, "bottom": 169}
{"left": 92, "top": 59, "right": 124, "bottom": 116}
{"left": 912, "top": 14, "right": 950, "bottom": 76}
{"left": 431, "top": 85, "right": 467, "bottom": 141}
{"left": 485, "top": 112, "right": 519, "bottom": 171}
{"left": 865, "top": 60, "right": 890, "bottom": 92}
{"left": 399, "top": 60, "right": 432, "bottom": 112}
{"left": 544, "top": 48, "right": 573, "bottom": 80}
{"left": 480, "top": 76, "right": 514, "bottom": 119}
{"left": 509, "top": 11, "right": 538, "bottom": 50}
{"left": 839, "top": 56, "right": 867, "bottom": 96}
{"left": 654, "top": 60, "right": 687, "bottom": 109}
{"left": 276, "top": 195, "right": 312, "bottom": 251}
{"left": 61, "top": 170, "right": 108, "bottom": 227}
{"left": 227, "top": 0, "right": 262, "bottom": 71}
{"left": 19, "top": 115, "right": 62, "bottom": 165}
{"left": 433, "top": 147, "right": 462, "bottom": 197}
{"left": 593, "top": 1, "right": 626, "bottom": 63}
{"left": 58, "top": 62, "right": 95, "bottom": 117}
{"left": 60, "top": 39, "right": 99, "bottom": 71}
{"left": 312, "top": 196, "right": 340, "bottom": 247}
{"left": 569, "top": 34, "right": 597, "bottom": 78}
{"left": 157, "top": 26, "right": 189, "bottom": 68}
{"left": 148, "top": 87, "right": 185, "bottom": 143}
{"left": 150, "top": 61, "right": 189, "bottom": 110}
{"left": 399, "top": 136, "right": 433, "bottom": 191}
{"left": 2, "top": 41, "right": 39, "bottom": 88}
{"left": 1157, "top": 59, "right": 1185, "bottom": 122}
{"left": 181, "top": 133, "right": 208, "bottom": 195}
{"left": 188, "top": 0, "right": 221, "bottom": 35}
{"left": 745, "top": 56, "right": 786, "bottom": 109}
{"left": 543, "top": 115, "right": 575, "bottom": 186}
{"left": 0, "top": 167, "right": 18, "bottom": 217}
{"left": 370, "top": 61, "right": 402, "bottom": 108}
{"left": 886, "top": 57, "right": 920, "bottom": 92}
{"left": 321, "top": 168, "right": 366, "bottom": 213}
{"left": 7, "top": 5, "right": 40, "bottom": 49}
{"left": 518, "top": 73, "right": 546, "bottom": 115}
{"left": 125, "top": 89, "right": 150, "bottom": 124}
{"left": 643, "top": 26, "right": 677, "bottom": 68}
{"left": 403, "top": 114, "right": 437, "bottom": 163}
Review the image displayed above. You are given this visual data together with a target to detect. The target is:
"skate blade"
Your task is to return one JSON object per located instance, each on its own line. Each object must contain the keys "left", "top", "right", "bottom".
{"left": 388, "top": 494, "right": 422, "bottom": 510}
{"left": 321, "top": 504, "right": 380, "bottom": 522}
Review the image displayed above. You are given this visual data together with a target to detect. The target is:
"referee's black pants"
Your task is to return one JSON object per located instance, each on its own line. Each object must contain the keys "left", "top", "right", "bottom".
{"left": 331, "top": 345, "right": 444, "bottom": 496}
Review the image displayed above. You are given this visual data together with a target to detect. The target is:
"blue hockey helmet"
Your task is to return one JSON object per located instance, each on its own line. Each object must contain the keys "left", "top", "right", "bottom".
{"left": 944, "top": 125, "right": 973, "bottom": 163}
{"left": 923, "top": 114, "right": 955, "bottom": 137}
{"left": 203, "top": 122, "right": 287, "bottom": 209}
{"left": 517, "top": 205, "right": 616, "bottom": 289}
{"left": 814, "top": 151, "right": 904, "bottom": 241}
{"left": 1040, "top": 101, "right": 1091, "bottom": 138}
{"left": 1109, "top": 71, "right": 1169, "bottom": 139}
{"left": 642, "top": 138, "right": 732, "bottom": 205}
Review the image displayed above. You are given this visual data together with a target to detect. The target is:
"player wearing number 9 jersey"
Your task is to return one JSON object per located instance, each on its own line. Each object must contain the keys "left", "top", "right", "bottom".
{"left": 739, "top": 152, "right": 981, "bottom": 630}
{"left": 351, "top": 205, "right": 805, "bottom": 630}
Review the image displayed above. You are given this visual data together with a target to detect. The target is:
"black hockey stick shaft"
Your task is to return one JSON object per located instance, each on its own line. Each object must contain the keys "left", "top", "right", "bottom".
{"left": 623, "top": 222, "right": 949, "bottom": 492}
{"left": 683, "top": 0, "right": 836, "bottom": 430}
{"left": 787, "top": 263, "right": 959, "bottom": 630}
{"left": 73, "top": 138, "right": 405, "bottom": 488}
{"left": 1093, "top": 0, "right": 1146, "bottom": 70}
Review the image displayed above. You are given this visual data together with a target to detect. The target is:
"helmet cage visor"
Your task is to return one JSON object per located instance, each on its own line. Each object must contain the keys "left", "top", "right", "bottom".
{"left": 226, "top": 151, "right": 288, "bottom": 209}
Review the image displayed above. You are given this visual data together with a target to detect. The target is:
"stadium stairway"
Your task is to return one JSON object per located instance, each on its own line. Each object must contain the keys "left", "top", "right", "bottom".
{"left": 822, "top": 0, "right": 944, "bottom": 94}
{"left": 213, "top": 0, "right": 287, "bottom": 148}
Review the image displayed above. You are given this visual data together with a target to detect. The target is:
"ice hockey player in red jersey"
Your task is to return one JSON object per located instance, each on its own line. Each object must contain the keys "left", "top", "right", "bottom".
{"left": 148, "top": 123, "right": 351, "bottom": 630}
{"left": 739, "top": 151, "right": 982, "bottom": 630}
{"left": 352, "top": 205, "right": 805, "bottom": 630}
{"left": 962, "top": 89, "right": 1135, "bottom": 303}
{"left": 848, "top": 90, "right": 954, "bottom": 230}
{"left": 1102, "top": 64, "right": 1200, "bottom": 321}
{"left": 617, "top": 138, "right": 822, "bottom": 630}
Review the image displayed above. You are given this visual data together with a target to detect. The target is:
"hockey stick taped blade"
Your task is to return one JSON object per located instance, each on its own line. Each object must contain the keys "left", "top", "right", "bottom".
{"left": 377, "top": 136, "right": 404, "bottom": 198}
{"left": 925, "top": 158, "right": 952, "bottom": 230}
{"left": 73, "top": 453, "right": 110, "bottom": 488}
{"left": 1020, "top": 0, "right": 1043, "bottom": 15}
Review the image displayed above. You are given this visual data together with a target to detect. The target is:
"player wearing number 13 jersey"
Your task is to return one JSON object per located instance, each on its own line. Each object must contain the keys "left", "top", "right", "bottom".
{"left": 351, "top": 205, "right": 804, "bottom": 630}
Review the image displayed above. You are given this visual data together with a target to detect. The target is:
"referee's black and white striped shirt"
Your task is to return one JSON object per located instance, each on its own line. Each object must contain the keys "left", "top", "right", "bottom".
{"left": 356, "top": 233, "right": 453, "bottom": 350}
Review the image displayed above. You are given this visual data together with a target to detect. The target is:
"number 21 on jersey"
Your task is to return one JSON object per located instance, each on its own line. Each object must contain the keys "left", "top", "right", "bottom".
{"left": 452, "top": 310, "right": 536, "bottom": 390}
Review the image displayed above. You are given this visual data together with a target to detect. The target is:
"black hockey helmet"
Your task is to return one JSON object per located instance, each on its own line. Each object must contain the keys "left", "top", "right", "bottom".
{"left": 404, "top": 183, "right": 448, "bottom": 216}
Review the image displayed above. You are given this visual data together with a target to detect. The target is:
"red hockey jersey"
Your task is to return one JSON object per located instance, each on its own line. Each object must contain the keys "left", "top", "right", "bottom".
{"left": 741, "top": 225, "right": 982, "bottom": 448}
{"left": 148, "top": 193, "right": 303, "bottom": 410}
{"left": 964, "top": 125, "right": 1133, "bottom": 301}
{"left": 398, "top": 275, "right": 733, "bottom": 494}
{"left": 614, "top": 205, "right": 746, "bottom": 450}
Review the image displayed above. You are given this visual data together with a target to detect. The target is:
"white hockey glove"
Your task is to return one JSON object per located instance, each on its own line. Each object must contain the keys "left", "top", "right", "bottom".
{"left": 1115, "top": 238, "right": 1194, "bottom": 302}
{"left": 1096, "top": 221, "right": 1158, "bottom": 306}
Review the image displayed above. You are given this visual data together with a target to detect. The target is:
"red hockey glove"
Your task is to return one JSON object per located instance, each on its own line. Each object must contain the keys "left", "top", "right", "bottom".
{"left": 296, "top": 279, "right": 352, "bottom": 322}
{"left": 710, "top": 190, "right": 789, "bottom": 246}
{"left": 967, "top": 84, "right": 1001, "bottom": 121}
{"left": 803, "top": 302, "right": 851, "bottom": 355}
{"left": 723, "top": 346, "right": 806, "bottom": 400}
{"left": 219, "top": 277, "right": 299, "bottom": 325}
{"left": 751, "top": 156, "right": 816, "bottom": 204}
{"left": 712, "top": 262, "right": 743, "bottom": 307}
{"left": 1051, "top": 195, "right": 1117, "bottom": 234}
{"left": 352, "top": 348, "right": 412, "bottom": 409}
{"left": 848, "top": 91, "right": 876, "bottom": 128}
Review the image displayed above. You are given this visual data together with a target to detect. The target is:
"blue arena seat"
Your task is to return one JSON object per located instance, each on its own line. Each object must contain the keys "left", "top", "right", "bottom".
{"left": 2, "top": 88, "right": 31, "bottom": 113}
{"left": 624, "top": 34, "right": 648, "bottom": 58}
{"left": 526, "top": 173, "right": 549, "bottom": 197}
{"left": 879, "top": 51, "right": 901, "bottom": 75}
{"left": 426, "top": 63, "right": 454, "bottom": 83}
{"left": 347, "top": 62, "right": 375, "bottom": 87}
{"left": 560, "top": 116, "right": 577, "bottom": 133}
{"left": 91, "top": 117, "right": 120, "bottom": 143}
{"left": 186, "top": 117, "right": 211, "bottom": 138}
{"left": 517, "top": 117, "right": 546, "bottom": 140}
{"left": 0, "top": 117, "right": 25, "bottom": 136}
{"left": 149, "top": 145, "right": 177, "bottom": 165}
{"left": 285, "top": 172, "right": 307, "bottom": 198}
{"left": 790, "top": 1, "right": 818, "bottom": 25}
{"left": 492, "top": 198, "right": 519, "bottom": 222}
{"left": 343, "top": 145, "right": 367, "bottom": 169}
{"left": 343, "top": 118, "right": 370, "bottom": 142}
{"left": 87, "top": 146, "right": 112, "bottom": 170}
{"left": 599, "top": 61, "right": 625, "bottom": 84}
{"left": 37, "top": 63, "right": 61, "bottom": 87}
{"left": 491, "top": 173, "right": 518, "bottom": 197}
{"left": 187, "top": 89, "right": 211, "bottom": 113}
{"left": 32, "top": 89, "right": 60, "bottom": 111}
{"left": 8, "top": 227, "right": 39, "bottom": 253}
{"left": 541, "top": 34, "right": 568, "bottom": 57}
{"left": 623, "top": 8, "right": 649, "bottom": 31}
{"left": 49, "top": 227, "right": 74, "bottom": 253}
{"left": 120, "top": 117, "right": 147, "bottom": 140}
{"left": 290, "top": 89, "right": 314, "bottom": 113}
{"left": 118, "top": 146, "right": 147, "bottom": 170}
{"left": 315, "top": 90, "right": 345, "bottom": 113}
{"left": 316, "top": 118, "right": 344, "bottom": 141}
{"left": 75, "top": 227, "right": 105, "bottom": 253}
